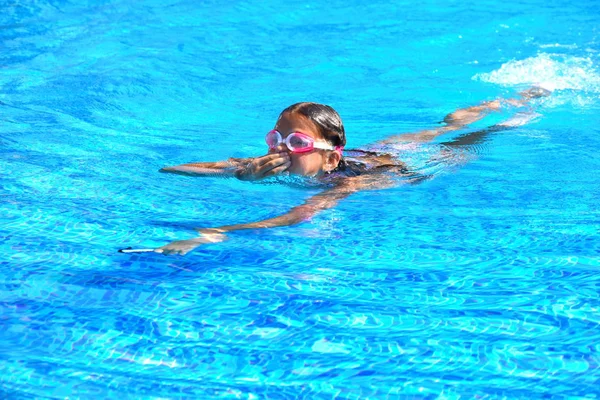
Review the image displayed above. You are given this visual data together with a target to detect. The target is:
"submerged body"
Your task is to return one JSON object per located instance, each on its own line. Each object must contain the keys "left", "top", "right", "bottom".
{"left": 153, "top": 88, "right": 548, "bottom": 255}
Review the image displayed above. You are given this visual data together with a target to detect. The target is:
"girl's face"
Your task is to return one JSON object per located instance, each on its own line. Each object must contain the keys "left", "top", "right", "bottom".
{"left": 271, "top": 112, "right": 340, "bottom": 177}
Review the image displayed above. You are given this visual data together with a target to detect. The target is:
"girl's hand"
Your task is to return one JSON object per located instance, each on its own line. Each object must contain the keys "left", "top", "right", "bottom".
{"left": 235, "top": 152, "right": 290, "bottom": 181}
{"left": 154, "top": 231, "right": 227, "bottom": 255}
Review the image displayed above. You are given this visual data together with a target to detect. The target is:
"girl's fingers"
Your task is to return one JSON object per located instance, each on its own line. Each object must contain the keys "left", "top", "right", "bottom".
{"left": 263, "top": 162, "right": 291, "bottom": 177}
{"left": 158, "top": 248, "right": 185, "bottom": 255}
{"left": 244, "top": 155, "right": 277, "bottom": 175}
{"left": 256, "top": 152, "right": 288, "bottom": 167}
{"left": 257, "top": 155, "right": 289, "bottom": 175}
{"left": 237, "top": 153, "right": 289, "bottom": 180}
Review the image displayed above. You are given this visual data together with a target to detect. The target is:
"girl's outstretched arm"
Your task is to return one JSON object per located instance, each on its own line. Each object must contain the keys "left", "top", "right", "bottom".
{"left": 154, "top": 183, "right": 357, "bottom": 255}
{"left": 160, "top": 151, "right": 291, "bottom": 181}
{"left": 160, "top": 158, "right": 249, "bottom": 177}
{"left": 153, "top": 176, "right": 394, "bottom": 255}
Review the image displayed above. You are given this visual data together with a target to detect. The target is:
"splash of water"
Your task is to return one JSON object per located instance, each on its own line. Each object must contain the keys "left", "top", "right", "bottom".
{"left": 474, "top": 53, "right": 600, "bottom": 93}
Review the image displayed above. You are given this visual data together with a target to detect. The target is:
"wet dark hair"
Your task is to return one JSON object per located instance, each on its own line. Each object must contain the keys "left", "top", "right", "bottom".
{"left": 279, "top": 102, "right": 346, "bottom": 149}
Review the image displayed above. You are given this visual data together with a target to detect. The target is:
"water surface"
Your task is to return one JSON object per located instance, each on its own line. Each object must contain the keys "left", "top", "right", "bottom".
{"left": 1, "top": 0, "right": 599, "bottom": 398}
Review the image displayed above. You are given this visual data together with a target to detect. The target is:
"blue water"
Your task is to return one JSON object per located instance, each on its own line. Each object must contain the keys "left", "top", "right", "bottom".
{"left": 1, "top": 0, "right": 600, "bottom": 398}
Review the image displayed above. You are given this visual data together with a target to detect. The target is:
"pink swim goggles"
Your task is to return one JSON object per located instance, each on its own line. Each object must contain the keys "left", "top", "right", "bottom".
{"left": 266, "top": 130, "right": 343, "bottom": 154}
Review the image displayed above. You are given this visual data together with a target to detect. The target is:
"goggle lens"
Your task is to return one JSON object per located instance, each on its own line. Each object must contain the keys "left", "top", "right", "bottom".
{"left": 287, "top": 134, "right": 313, "bottom": 152}
{"left": 265, "top": 130, "right": 315, "bottom": 153}
{"left": 266, "top": 130, "right": 281, "bottom": 148}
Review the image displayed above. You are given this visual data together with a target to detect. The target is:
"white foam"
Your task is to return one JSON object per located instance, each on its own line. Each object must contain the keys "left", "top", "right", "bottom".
{"left": 473, "top": 53, "right": 600, "bottom": 93}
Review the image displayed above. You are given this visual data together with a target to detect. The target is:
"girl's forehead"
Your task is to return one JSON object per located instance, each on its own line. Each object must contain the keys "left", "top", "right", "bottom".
{"left": 275, "top": 112, "right": 321, "bottom": 137}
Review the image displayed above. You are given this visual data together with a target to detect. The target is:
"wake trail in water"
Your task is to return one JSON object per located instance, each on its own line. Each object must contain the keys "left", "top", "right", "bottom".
{"left": 474, "top": 53, "right": 600, "bottom": 92}
{"left": 474, "top": 53, "right": 600, "bottom": 106}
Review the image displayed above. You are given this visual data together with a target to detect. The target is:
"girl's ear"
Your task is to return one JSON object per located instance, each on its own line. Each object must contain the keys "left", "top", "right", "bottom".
{"left": 324, "top": 150, "right": 342, "bottom": 173}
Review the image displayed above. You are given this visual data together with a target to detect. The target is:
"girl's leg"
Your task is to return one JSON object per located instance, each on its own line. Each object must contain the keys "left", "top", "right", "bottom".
{"left": 368, "top": 87, "right": 550, "bottom": 148}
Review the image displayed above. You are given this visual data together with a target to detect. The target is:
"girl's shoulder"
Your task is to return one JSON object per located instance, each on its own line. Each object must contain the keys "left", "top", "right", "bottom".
{"left": 336, "top": 149, "right": 409, "bottom": 177}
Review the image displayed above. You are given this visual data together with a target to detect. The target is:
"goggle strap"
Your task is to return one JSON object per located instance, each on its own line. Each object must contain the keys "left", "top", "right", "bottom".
{"left": 313, "top": 143, "right": 345, "bottom": 155}
{"left": 312, "top": 142, "right": 335, "bottom": 151}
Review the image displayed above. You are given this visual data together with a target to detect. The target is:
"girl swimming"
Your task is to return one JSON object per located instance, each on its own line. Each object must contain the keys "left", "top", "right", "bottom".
{"left": 131, "top": 88, "right": 548, "bottom": 255}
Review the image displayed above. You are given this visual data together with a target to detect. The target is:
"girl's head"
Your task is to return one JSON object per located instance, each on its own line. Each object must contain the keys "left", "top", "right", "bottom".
{"left": 281, "top": 102, "right": 346, "bottom": 149}
{"left": 271, "top": 102, "right": 346, "bottom": 177}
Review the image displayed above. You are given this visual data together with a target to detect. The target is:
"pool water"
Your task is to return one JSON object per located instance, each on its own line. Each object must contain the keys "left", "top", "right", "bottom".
{"left": 1, "top": 0, "right": 599, "bottom": 398}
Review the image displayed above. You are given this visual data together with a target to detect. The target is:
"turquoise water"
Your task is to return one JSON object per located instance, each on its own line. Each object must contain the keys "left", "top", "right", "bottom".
{"left": 1, "top": 0, "right": 600, "bottom": 398}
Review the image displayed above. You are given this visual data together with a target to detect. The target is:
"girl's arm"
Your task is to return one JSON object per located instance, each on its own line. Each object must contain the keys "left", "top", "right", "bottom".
{"left": 160, "top": 158, "right": 248, "bottom": 177}
{"left": 155, "top": 170, "right": 415, "bottom": 256}
{"left": 154, "top": 180, "right": 366, "bottom": 255}
{"left": 160, "top": 152, "right": 291, "bottom": 181}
